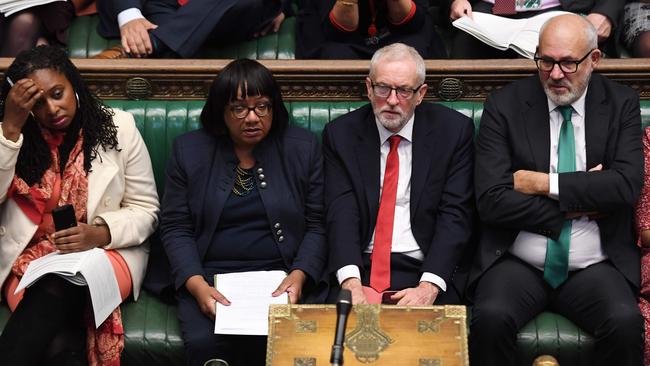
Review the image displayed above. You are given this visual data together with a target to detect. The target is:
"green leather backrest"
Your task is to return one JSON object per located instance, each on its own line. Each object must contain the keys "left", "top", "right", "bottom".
{"left": 67, "top": 15, "right": 296, "bottom": 59}
{"left": 105, "top": 99, "right": 650, "bottom": 198}
{"left": 104, "top": 100, "right": 483, "bottom": 197}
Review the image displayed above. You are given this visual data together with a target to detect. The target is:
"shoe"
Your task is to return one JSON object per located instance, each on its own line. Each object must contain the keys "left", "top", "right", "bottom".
{"left": 91, "top": 45, "right": 128, "bottom": 59}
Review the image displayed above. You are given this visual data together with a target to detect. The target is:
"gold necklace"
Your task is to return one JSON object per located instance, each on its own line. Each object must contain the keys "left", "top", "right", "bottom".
{"left": 232, "top": 166, "right": 255, "bottom": 196}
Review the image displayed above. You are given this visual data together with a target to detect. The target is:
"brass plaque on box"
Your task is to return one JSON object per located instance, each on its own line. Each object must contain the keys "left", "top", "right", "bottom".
{"left": 266, "top": 304, "right": 468, "bottom": 366}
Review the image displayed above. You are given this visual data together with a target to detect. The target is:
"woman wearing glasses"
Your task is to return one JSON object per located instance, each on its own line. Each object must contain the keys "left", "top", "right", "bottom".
{"left": 158, "top": 59, "right": 326, "bottom": 366}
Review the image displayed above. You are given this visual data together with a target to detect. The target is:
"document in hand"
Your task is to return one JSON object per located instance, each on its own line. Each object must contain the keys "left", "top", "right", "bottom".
{"left": 214, "top": 270, "right": 288, "bottom": 336}
{"left": 15, "top": 248, "right": 122, "bottom": 328}
{"left": 0, "top": 0, "right": 65, "bottom": 16}
{"left": 452, "top": 11, "right": 570, "bottom": 59}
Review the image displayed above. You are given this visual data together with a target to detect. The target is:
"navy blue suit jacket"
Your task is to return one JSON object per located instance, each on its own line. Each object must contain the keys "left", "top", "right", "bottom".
{"left": 323, "top": 103, "right": 475, "bottom": 296}
{"left": 159, "top": 126, "right": 326, "bottom": 298}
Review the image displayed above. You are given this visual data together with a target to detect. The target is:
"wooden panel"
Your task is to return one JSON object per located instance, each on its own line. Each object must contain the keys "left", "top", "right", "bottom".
{"left": 1, "top": 58, "right": 649, "bottom": 101}
{"left": 267, "top": 304, "right": 468, "bottom": 366}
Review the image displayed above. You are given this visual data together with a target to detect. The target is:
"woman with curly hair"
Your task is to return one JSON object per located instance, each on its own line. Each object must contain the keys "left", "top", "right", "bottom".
{"left": 0, "top": 45, "right": 159, "bottom": 366}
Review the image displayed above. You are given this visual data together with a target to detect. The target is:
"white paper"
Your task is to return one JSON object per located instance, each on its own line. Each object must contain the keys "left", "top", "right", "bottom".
{"left": 214, "top": 270, "right": 288, "bottom": 336}
{"left": 0, "top": 0, "right": 65, "bottom": 16}
{"left": 452, "top": 11, "right": 570, "bottom": 59}
{"left": 15, "top": 248, "right": 122, "bottom": 328}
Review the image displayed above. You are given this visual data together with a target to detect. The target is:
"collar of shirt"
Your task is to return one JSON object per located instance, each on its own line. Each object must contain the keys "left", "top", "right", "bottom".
{"left": 374, "top": 113, "right": 415, "bottom": 145}
{"left": 546, "top": 86, "right": 588, "bottom": 119}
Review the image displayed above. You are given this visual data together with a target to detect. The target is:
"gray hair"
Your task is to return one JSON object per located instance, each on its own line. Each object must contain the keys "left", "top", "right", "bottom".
{"left": 368, "top": 43, "right": 426, "bottom": 85}
{"left": 539, "top": 14, "right": 598, "bottom": 51}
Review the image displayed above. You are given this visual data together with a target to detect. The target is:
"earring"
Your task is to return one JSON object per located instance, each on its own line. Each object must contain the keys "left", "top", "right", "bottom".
{"left": 75, "top": 92, "right": 80, "bottom": 108}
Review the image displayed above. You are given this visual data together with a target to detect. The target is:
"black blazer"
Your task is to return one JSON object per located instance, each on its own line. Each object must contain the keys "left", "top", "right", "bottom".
{"left": 158, "top": 126, "right": 326, "bottom": 296}
{"left": 323, "top": 103, "right": 475, "bottom": 291}
{"left": 470, "top": 74, "right": 643, "bottom": 292}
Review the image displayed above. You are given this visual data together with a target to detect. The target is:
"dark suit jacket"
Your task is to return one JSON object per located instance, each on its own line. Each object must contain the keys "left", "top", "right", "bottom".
{"left": 158, "top": 126, "right": 326, "bottom": 300}
{"left": 323, "top": 103, "right": 475, "bottom": 296}
{"left": 470, "top": 74, "right": 643, "bottom": 294}
{"left": 96, "top": 0, "right": 286, "bottom": 57}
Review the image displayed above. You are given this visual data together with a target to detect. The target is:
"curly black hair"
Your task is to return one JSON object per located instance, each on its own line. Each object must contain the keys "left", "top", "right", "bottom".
{"left": 0, "top": 45, "right": 119, "bottom": 186}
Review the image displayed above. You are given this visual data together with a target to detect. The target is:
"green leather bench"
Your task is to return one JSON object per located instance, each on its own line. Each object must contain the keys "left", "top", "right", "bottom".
{"left": 2, "top": 99, "right": 650, "bottom": 365}
{"left": 67, "top": 15, "right": 296, "bottom": 59}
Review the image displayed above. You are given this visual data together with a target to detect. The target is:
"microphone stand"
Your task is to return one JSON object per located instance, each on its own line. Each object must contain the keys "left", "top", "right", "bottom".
{"left": 330, "top": 289, "right": 352, "bottom": 366}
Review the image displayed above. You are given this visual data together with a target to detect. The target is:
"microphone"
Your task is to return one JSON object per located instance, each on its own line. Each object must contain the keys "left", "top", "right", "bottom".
{"left": 330, "top": 289, "right": 352, "bottom": 366}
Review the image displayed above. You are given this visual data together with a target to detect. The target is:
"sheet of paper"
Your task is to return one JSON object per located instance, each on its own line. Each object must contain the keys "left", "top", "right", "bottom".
{"left": 0, "top": 0, "right": 65, "bottom": 16}
{"left": 79, "top": 249, "right": 122, "bottom": 328}
{"left": 214, "top": 270, "right": 288, "bottom": 336}
{"left": 15, "top": 248, "right": 122, "bottom": 328}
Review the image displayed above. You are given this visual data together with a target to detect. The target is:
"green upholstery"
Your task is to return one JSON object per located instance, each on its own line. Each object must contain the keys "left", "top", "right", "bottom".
{"left": 66, "top": 15, "right": 296, "bottom": 59}
{"left": 3, "top": 99, "right": 650, "bottom": 365}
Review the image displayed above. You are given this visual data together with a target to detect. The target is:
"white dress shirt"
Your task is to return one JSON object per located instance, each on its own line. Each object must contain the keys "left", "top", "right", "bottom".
{"left": 336, "top": 114, "right": 447, "bottom": 291}
{"left": 509, "top": 88, "right": 607, "bottom": 270}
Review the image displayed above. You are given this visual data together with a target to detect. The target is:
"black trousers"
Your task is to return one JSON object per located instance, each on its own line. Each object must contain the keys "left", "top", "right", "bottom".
{"left": 176, "top": 288, "right": 267, "bottom": 366}
{"left": 469, "top": 255, "right": 643, "bottom": 366}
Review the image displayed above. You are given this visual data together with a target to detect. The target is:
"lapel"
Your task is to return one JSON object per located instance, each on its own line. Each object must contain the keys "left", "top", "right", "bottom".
{"left": 200, "top": 137, "right": 237, "bottom": 260}
{"left": 87, "top": 150, "right": 119, "bottom": 219}
{"left": 354, "top": 111, "right": 381, "bottom": 219}
{"left": 523, "top": 80, "right": 552, "bottom": 172}
{"left": 583, "top": 76, "right": 608, "bottom": 168}
{"left": 410, "top": 107, "right": 435, "bottom": 216}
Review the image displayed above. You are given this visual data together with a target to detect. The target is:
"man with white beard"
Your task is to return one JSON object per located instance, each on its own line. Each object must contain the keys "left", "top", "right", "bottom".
{"left": 469, "top": 13, "right": 644, "bottom": 366}
{"left": 322, "top": 43, "right": 475, "bottom": 306}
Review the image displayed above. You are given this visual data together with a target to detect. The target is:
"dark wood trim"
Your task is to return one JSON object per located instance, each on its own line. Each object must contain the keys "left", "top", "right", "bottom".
{"left": 1, "top": 58, "right": 649, "bottom": 101}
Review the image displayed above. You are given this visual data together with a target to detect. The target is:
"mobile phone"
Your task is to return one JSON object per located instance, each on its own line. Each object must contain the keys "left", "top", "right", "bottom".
{"left": 381, "top": 291, "right": 398, "bottom": 305}
{"left": 52, "top": 204, "right": 77, "bottom": 232}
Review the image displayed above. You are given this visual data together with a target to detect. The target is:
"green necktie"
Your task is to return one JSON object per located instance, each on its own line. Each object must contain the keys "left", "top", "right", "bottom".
{"left": 544, "top": 106, "right": 575, "bottom": 288}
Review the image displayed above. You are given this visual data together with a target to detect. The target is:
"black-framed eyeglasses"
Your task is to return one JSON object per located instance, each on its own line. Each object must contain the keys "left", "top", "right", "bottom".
{"left": 370, "top": 82, "right": 423, "bottom": 100}
{"left": 229, "top": 102, "right": 272, "bottom": 119}
{"left": 534, "top": 49, "right": 596, "bottom": 74}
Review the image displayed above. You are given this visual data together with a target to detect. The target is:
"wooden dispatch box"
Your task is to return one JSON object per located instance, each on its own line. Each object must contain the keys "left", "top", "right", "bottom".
{"left": 266, "top": 304, "right": 468, "bottom": 366}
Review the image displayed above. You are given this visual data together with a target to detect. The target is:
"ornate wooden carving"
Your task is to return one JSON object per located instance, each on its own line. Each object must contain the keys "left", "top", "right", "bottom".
{"left": 1, "top": 58, "right": 649, "bottom": 101}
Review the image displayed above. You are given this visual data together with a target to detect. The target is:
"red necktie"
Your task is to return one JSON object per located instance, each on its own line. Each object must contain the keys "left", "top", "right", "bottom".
{"left": 370, "top": 135, "right": 401, "bottom": 292}
{"left": 178, "top": 0, "right": 188, "bottom": 5}
{"left": 492, "top": 0, "right": 516, "bottom": 15}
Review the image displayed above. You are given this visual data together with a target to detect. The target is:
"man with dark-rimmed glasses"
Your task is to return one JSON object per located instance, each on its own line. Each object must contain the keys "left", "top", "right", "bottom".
{"left": 470, "top": 13, "right": 643, "bottom": 366}
{"left": 322, "top": 42, "right": 475, "bottom": 306}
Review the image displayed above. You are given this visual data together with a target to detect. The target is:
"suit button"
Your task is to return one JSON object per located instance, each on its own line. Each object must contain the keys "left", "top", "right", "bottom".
{"left": 257, "top": 168, "right": 264, "bottom": 174}
{"left": 259, "top": 182, "right": 267, "bottom": 189}
{"left": 0, "top": 226, "right": 5, "bottom": 236}
{"left": 495, "top": 250, "right": 502, "bottom": 257}
{"left": 276, "top": 229, "right": 283, "bottom": 235}
{"left": 258, "top": 174, "right": 265, "bottom": 180}
{"left": 278, "top": 235, "right": 285, "bottom": 242}
{"left": 274, "top": 223, "right": 281, "bottom": 229}
{"left": 103, "top": 197, "right": 112, "bottom": 206}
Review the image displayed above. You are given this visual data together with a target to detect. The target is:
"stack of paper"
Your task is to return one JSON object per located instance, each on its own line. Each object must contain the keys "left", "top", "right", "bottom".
{"left": 214, "top": 270, "right": 288, "bottom": 336}
{"left": 16, "top": 248, "right": 122, "bottom": 328}
{"left": 0, "top": 0, "right": 65, "bottom": 16}
{"left": 452, "top": 11, "right": 570, "bottom": 59}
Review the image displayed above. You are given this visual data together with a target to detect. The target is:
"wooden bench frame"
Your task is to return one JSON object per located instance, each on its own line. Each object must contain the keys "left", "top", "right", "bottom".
{"left": 1, "top": 58, "right": 649, "bottom": 102}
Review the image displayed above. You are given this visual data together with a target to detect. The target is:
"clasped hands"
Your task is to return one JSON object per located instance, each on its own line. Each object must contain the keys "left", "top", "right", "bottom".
{"left": 341, "top": 277, "right": 439, "bottom": 305}
{"left": 186, "top": 269, "right": 306, "bottom": 320}
{"left": 513, "top": 164, "right": 603, "bottom": 219}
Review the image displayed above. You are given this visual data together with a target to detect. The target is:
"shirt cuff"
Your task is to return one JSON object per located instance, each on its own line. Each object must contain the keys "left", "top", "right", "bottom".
{"left": 548, "top": 173, "right": 559, "bottom": 200}
{"left": 118, "top": 8, "right": 145, "bottom": 28}
{"left": 419, "top": 272, "right": 447, "bottom": 292}
{"left": 0, "top": 124, "right": 23, "bottom": 149}
{"left": 337, "top": 265, "right": 361, "bottom": 285}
